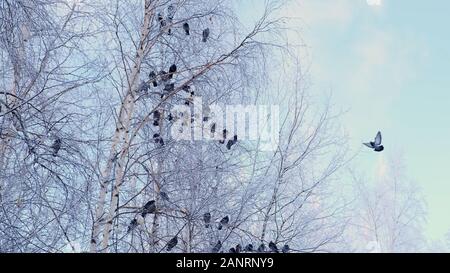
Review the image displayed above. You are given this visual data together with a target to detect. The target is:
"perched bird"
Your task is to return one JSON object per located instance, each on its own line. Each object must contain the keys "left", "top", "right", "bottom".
{"left": 203, "top": 212, "right": 211, "bottom": 228}
{"left": 235, "top": 244, "right": 242, "bottom": 253}
{"left": 182, "top": 85, "right": 191, "bottom": 93}
{"left": 149, "top": 71, "right": 158, "bottom": 87}
{"left": 229, "top": 247, "right": 236, "bottom": 253}
{"left": 257, "top": 244, "right": 266, "bottom": 252}
{"left": 269, "top": 241, "right": 279, "bottom": 253}
{"left": 218, "top": 215, "right": 229, "bottom": 230}
{"left": 160, "top": 191, "right": 169, "bottom": 201}
{"left": 166, "top": 236, "right": 178, "bottom": 251}
{"left": 153, "top": 133, "right": 164, "bottom": 146}
{"left": 245, "top": 244, "right": 254, "bottom": 252}
{"left": 282, "top": 244, "right": 290, "bottom": 253}
{"left": 167, "top": 5, "right": 175, "bottom": 21}
{"left": 212, "top": 240, "right": 222, "bottom": 253}
{"left": 168, "top": 113, "right": 174, "bottom": 122}
{"left": 157, "top": 13, "right": 166, "bottom": 29}
{"left": 164, "top": 83, "right": 175, "bottom": 93}
{"left": 183, "top": 23, "right": 190, "bottom": 35}
{"left": 153, "top": 111, "right": 161, "bottom": 126}
{"left": 127, "top": 218, "right": 138, "bottom": 233}
{"left": 51, "top": 138, "right": 61, "bottom": 157}
{"left": 219, "top": 129, "right": 227, "bottom": 144}
{"left": 363, "top": 131, "right": 384, "bottom": 152}
{"left": 226, "top": 135, "right": 238, "bottom": 150}
{"left": 168, "top": 64, "right": 177, "bottom": 79}
{"left": 159, "top": 70, "right": 170, "bottom": 82}
{"left": 141, "top": 200, "right": 156, "bottom": 217}
{"left": 210, "top": 123, "right": 216, "bottom": 134}
{"left": 202, "top": 28, "right": 210, "bottom": 42}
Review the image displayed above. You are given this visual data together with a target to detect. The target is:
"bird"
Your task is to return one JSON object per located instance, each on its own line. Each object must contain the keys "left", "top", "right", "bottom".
{"left": 149, "top": 71, "right": 158, "bottom": 87}
{"left": 160, "top": 191, "right": 169, "bottom": 201}
{"left": 141, "top": 200, "right": 156, "bottom": 217}
{"left": 257, "top": 244, "right": 266, "bottom": 252}
{"left": 153, "top": 111, "right": 161, "bottom": 126}
{"left": 210, "top": 123, "right": 216, "bottom": 134}
{"left": 159, "top": 70, "right": 170, "bottom": 82}
{"left": 212, "top": 240, "right": 222, "bottom": 253}
{"left": 218, "top": 215, "right": 229, "bottom": 230}
{"left": 202, "top": 28, "right": 210, "bottom": 42}
{"left": 51, "top": 138, "right": 61, "bottom": 157}
{"left": 235, "top": 244, "right": 242, "bottom": 253}
{"left": 229, "top": 247, "right": 236, "bottom": 253}
{"left": 219, "top": 129, "right": 227, "bottom": 144}
{"left": 183, "top": 23, "right": 190, "bottom": 35}
{"left": 245, "top": 244, "right": 254, "bottom": 252}
{"left": 164, "top": 83, "right": 175, "bottom": 93}
{"left": 282, "top": 244, "right": 290, "bottom": 253}
{"left": 226, "top": 135, "right": 238, "bottom": 150}
{"left": 157, "top": 13, "right": 166, "bottom": 29}
{"left": 268, "top": 241, "right": 279, "bottom": 253}
{"left": 168, "top": 64, "right": 177, "bottom": 79}
{"left": 167, "top": 5, "right": 175, "bottom": 21}
{"left": 127, "top": 218, "right": 138, "bottom": 233}
{"left": 166, "top": 236, "right": 178, "bottom": 251}
{"left": 182, "top": 85, "right": 191, "bottom": 93}
{"left": 168, "top": 113, "right": 174, "bottom": 122}
{"left": 363, "top": 131, "right": 384, "bottom": 152}
{"left": 153, "top": 133, "right": 160, "bottom": 143}
{"left": 203, "top": 212, "right": 211, "bottom": 228}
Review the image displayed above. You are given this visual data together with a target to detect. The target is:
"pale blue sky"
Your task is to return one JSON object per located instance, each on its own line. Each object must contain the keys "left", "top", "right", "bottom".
{"left": 238, "top": 0, "right": 450, "bottom": 240}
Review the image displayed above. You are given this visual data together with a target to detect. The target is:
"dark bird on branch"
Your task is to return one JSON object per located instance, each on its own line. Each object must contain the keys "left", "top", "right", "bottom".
{"left": 183, "top": 23, "right": 190, "bottom": 35}
{"left": 269, "top": 241, "right": 279, "bottom": 253}
{"left": 168, "top": 64, "right": 177, "bottom": 79}
{"left": 218, "top": 215, "right": 229, "bottom": 230}
{"left": 363, "top": 131, "right": 384, "bottom": 152}
{"left": 159, "top": 70, "right": 170, "bottom": 82}
{"left": 164, "top": 83, "right": 175, "bottom": 93}
{"left": 211, "top": 123, "right": 216, "bottom": 134}
{"left": 157, "top": 13, "right": 166, "bottom": 29}
{"left": 257, "top": 244, "right": 266, "bottom": 252}
{"left": 51, "top": 138, "right": 61, "bottom": 157}
{"left": 202, "top": 28, "right": 210, "bottom": 42}
{"left": 212, "top": 240, "right": 222, "bottom": 253}
{"left": 127, "top": 218, "right": 138, "bottom": 233}
{"left": 229, "top": 247, "right": 236, "bottom": 253}
{"left": 182, "top": 85, "right": 191, "bottom": 93}
{"left": 203, "top": 212, "right": 211, "bottom": 228}
{"left": 141, "top": 200, "right": 156, "bottom": 217}
{"left": 219, "top": 129, "right": 227, "bottom": 144}
{"left": 149, "top": 71, "right": 158, "bottom": 87}
{"left": 245, "top": 244, "right": 254, "bottom": 252}
{"left": 160, "top": 191, "right": 169, "bottom": 201}
{"left": 166, "top": 236, "right": 178, "bottom": 251}
{"left": 226, "top": 135, "right": 238, "bottom": 150}
{"left": 153, "top": 111, "right": 161, "bottom": 126}
{"left": 282, "top": 244, "right": 290, "bottom": 253}
{"left": 235, "top": 244, "right": 242, "bottom": 253}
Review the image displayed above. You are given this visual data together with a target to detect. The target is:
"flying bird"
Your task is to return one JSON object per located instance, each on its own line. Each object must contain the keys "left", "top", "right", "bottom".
{"left": 51, "top": 138, "right": 61, "bottom": 157}
{"left": 141, "top": 200, "right": 156, "bottom": 217}
{"left": 203, "top": 212, "right": 211, "bottom": 228}
{"left": 166, "top": 236, "right": 178, "bottom": 251}
{"left": 282, "top": 244, "right": 290, "bottom": 253}
{"left": 218, "top": 215, "right": 229, "bottom": 230}
{"left": 183, "top": 23, "right": 190, "bottom": 35}
{"left": 363, "top": 131, "right": 384, "bottom": 152}
{"left": 202, "top": 28, "right": 210, "bottom": 42}
{"left": 268, "top": 241, "right": 279, "bottom": 253}
{"left": 212, "top": 240, "right": 222, "bottom": 253}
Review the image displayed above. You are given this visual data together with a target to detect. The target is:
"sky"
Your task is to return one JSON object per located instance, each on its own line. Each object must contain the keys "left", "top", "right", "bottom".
{"left": 237, "top": 0, "right": 450, "bottom": 240}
